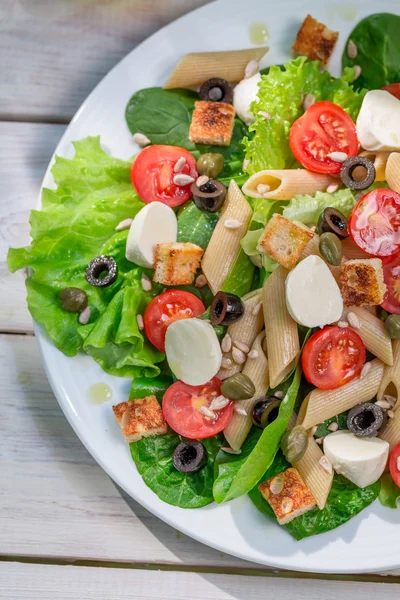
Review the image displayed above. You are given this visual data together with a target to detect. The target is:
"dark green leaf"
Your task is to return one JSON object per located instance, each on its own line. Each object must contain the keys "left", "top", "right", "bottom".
{"left": 177, "top": 201, "right": 218, "bottom": 250}
{"left": 379, "top": 472, "right": 400, "bottom": 509}
{"left": 315, "top": 413, "right": 349, "bottom": 438}
{"left": 129, "top": 375, "right": 173, "bottom": 401}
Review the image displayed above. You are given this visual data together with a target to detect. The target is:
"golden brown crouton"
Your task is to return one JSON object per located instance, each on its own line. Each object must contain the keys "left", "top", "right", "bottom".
{"left": 339, "top": 258, "right": 387, "bottom": 307}
{"left": 259, "top": 468, "right": 316, "bottom": 525}
{"left": 189, "top": 101, "right": 235, "bottom": 147}
{"left": 257, "top": 214, "right": 314, "bottom": 270}
{"left": 113, "top": 396, "right": 167, "bottom": 443}
{"left": 292, "top": 15, "right": 339, "bottom": 65}
{"left": 153, "top": 242, "right": 204, "bottom": 286}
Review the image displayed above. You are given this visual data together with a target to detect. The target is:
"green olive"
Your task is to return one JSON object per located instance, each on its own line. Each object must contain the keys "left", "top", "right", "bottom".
{"left": 385, "top": 314, "right": 400, "bottom": 339}
{"left": 196, "top": 153, "right": 225, "bottom": 179}
{"left": 280, "top": 425, "right": 309, "bottom": 463}
{"left": 221, "top": 373, "right": 255, "bottom": 400}
{"left": 319, "top": 232, "right": 342, "bottom": 266}
{"left": 59, "top": 287, "right": 88, "bottom": 312}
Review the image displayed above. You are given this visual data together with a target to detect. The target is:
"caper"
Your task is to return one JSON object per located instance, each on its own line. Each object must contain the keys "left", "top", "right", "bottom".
{"left": 319, "top": 232, "right": 342, "bottom": 266}
{"left": 196, "top": 153, "right": 225, "bottom": 179}
{"left": 385, "top": 314, "right": 400, "bottom": 339}
{"left": 221, "top": 373, "right": 255, "bottom": 400}
{"left": 280, "top": 425, "right": 309, "bottom": 464}
{"left": 59, "top": 287, "right": 88, "bottom": 313}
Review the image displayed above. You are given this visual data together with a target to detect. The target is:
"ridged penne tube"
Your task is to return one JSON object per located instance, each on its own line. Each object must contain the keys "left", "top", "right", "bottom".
{"left": 342, "top": 306, "right": 393, "bottom": 366}
{"left": 386, "top": 152, "right": 400, "bottom": 193}
{"left": 341, "top": 237, "right": 373, "bottom": 260}
{"left": 223, "top": 332, "right": 269, "bottom": 450}
{"left": 163, "top": 47, "right": 269, "bottom": 89}
{"left": 294, "top": 435, "right": 333, "bottom": 510}
{"left": 352, "top": 151, "right": 391, "bottom": 182}
{"left": 377, "top": 340, "right": 400, "bottom": 404}
{"left": 242, "top": 169, "right": 336, "bottom": 200}
{"left": 301, "top": 359, "right": 385, "bottom": 431}
{"left": 202, "top": 180, "right": 252, "bottom": 295}
{"left": 218, "top": 290, "right": 264, "bottom": 380}
{"left": 263, "top": 266, "right": 300, "bottom": 388}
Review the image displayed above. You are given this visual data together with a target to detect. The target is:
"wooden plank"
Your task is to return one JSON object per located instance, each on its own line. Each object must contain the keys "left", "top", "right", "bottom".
{"left": 0, "top": 0, "right": 212, "bottom": 122}
{"left": 0, "top": 122, "right": 66, "bottom": 333}
{"left": 2, "top": 562, "right": 400, "bottom": 600}
{"left": 0, "top": 333, "right": 255, "bottom": 569}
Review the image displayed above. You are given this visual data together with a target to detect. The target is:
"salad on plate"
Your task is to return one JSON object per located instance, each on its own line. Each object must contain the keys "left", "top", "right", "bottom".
{"left": 8, "top": 11, "right": 400, "bottom": 540}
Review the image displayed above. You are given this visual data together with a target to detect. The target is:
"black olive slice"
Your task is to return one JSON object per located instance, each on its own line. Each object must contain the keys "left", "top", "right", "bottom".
{"left": 252, "top": 396, "right": 281, "bottom": 428}
{"left": 340, "top": 156, "right": 376, "bottom": 190}
{"left": 210, "top": 292, "right": 244, "bottom": 326}
{"left": 85, "top": 255, "right": 118, "bottom": 287}
{"left": 199, "top": 78, "right": 234, "bottom": 104}
{"left": 190, "top": 179, "right": 226, "bottom": 213}
{"left": 317, "top": 207, "right": 349, "bottom": 239}
{"left": 347, "top": 402, "right": 384, "bottom": 437}
{"left": 172, "top": 440, "right": 208, "bottom": 473}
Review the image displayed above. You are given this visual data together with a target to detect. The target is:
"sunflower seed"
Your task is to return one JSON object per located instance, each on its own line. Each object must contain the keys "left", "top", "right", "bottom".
{"left": 353, "top": 65, "right": 362, "bottom": 81}
{"left": 319, "top": 456, "right": 333, "bottom": 475}
{"left": 232, "top": 347, "right": 246, "bottom": 364}
{"left": 234, "top": 341, "right": 250, "bottom": 354}
{"left": 257, "top": 183, "right": 271, "bottom": 195}
{"left": 303, "top": 93, "right": 316, "bottom": 110}
{"left": 196, "top": 175, "right": 209, "bottom": 187}
{"left": 141, "top": 273, "right": 152, "bottom": 292}
{"left": 384, "top": 395, "right": 397, "bottom": 407}
{"left": 270, "top": 475, "right": 284, "bottom": 495}
{"left": 282, "top": 498, "right": 293, "bottom": 514}
{"left": 310, "top": 425, "right": 317, "bottom": 436}
{"left": 274, "top": 390, "right": 284, "bottom": 399}
{"left": 252, "top": 302, "right": 262, "bottom": 316}
{"left": 199, "top": 406, "right": 216, "bottom": 419}
{"left": 248, "top": 349, "right": 259, "bottom": 360}
{"left": 315, "top": 437, "right": 324, "bottom": 445}
{"left": 79, "top": 306, "right": 91, "bottom": 325}
{"left": 221, "top": 357, "right": 232, "bottom": 369}
{"left": 348, "top": 311, "right": 362, "bottom": 329}
{"left": 327, "top": 151, "right": 348, "bottom": 163}
{"left": 136, "top": 314, "right": 144, "bottom": 330}
{"left": 326, "top": 183, "right": 339, "bottom": 194}
{"left": 347, "top": 39, "right": 358, "bottom": 59}
{"left": 257, "top": 110, "right": 271, "bottom": 120}
{"left": 221, "top": 447, "right": 242, "bottom": 455}
{"left": 173, "top": 173, "right": 195, "bottom": 186}
{"left": 115, "top": 218, "right": 133, "bottom": 231}
{"left": 328, "top": 422, "right": 339, "bottom": 432}
{"left": 221, "top": 334, "right": 232, "bottom": 353}
{"left": 224, "top": 219, "right": 242, "bottom": 230}
{"left": 360, "top": 362, "right": 371, "bottom": 380}
{"left": 209, "top": 395, "right": 230, "bottom": 411}
{"left": 173, "top": 156, "right": 186, "bottom": 172}
{"left": 195, "top": 274, "right": 207, "bottom": 288}
{"left": 133, "top": 132, "right": 150, "bottom": 147}
{"left": 337, "top": 321, "right": 349, "bottom": 328}
{"left": 234, "top": 405, "right": 247, "bottom": 416}
{"left": 245, "top": 59, "right": 259, "bottom": 78}
{"left": 388, "top": 410, "right": 395, "bottom": 419}
{"left": 242, "top": 158, "right": 251, "bottom": 170}
{"left": 376, "top": 400, "right": 392, "bottom": 410}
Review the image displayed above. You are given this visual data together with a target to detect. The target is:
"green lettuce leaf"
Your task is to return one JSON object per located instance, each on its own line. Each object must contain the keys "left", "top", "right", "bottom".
{"left": 282, "top": 188, "right": 357, "bottom": 225}
{"left": 177, "top": 201, "right": 218, "bottom": 250}
{"left": 379, "top": 472, "right": 400, "bottom": 509}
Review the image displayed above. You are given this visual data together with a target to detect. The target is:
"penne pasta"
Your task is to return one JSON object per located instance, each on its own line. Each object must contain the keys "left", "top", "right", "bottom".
{"left": 301, "top": 359, "right": 385, "bottom": 431}
{"left": 218, "top": 290, "right": 264, "bottom": 380}
{"left": 294, "top": 435, "right": 333, "bottom": 510}
{"left": 377, "top": 340, "right": 400, "bottom": 404}
{"left": 242, "top": 169, "right": 336, "bottom": 200}
{"left": 263, "top": 266, "right": 300, "bottom": 388}
{"left": 223, "top": 332, "right": 269, "bottom": 450}
{"left": 341, "top": 236, "right": 373, "bottom": 260}
{"left": 202, "top": 180, "right": 252, "bottom": 295}
{"left": 386, "top": 152, "right": 400, "bottom": 193}
{"left": 343, "top": 306, "right": 393, "bottom": 366}
{"left": 163, "top": 47, "right": 269, "bottom": 89}
{"left": 352, "top": 151, "right": 391, "bottom": 182}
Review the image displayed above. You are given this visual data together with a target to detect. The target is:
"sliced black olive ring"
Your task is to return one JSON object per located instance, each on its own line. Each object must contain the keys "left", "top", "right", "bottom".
{"left": 317, "top": 207, "right": 349, "bottom": 239}
{"left": 172, "top": 439, "right": 208, "bottom": 473}
{"left": 252, "top": 397, "right": 281, "bottom": 429}
{"left": 347, "top": 402, "right": 384, "bottom": 437}
{"left": 340, "top": 156, "right": 376, "bottom": 191}
{"left": 85, "top": 255, "right": 118, "bottom": 287}
{"left": 199, "top": 78, "right": 234, "bottom": 104}
{"left": 210, "top": 292, "right": 244, "bottom": 326}
{"left": 190, "top": 179, "right": 226, "bottom": 213}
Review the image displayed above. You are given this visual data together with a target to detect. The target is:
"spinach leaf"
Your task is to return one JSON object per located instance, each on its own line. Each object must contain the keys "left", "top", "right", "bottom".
{"left": 177, "top": 201, "right": 218, "bottom": 250}
{"left": 213, "top": 365, "right": 302, "bottom": 503}
{"left": 249, "top": 452, "right": 380, "bottom": 540}
{"left": 130, "top": 432, "right": 222, "bottom": 508}
{"left": 222, "top": 249, "right": 255, "bottom": 297}
{"left": 129, "top": 374, "right": 173, "bottom": 401}
{"left": 342, "top": 13, "right": 400, "bottom": 90}
{"left": 379, "top": 472, "right": 400, "bottom": 509}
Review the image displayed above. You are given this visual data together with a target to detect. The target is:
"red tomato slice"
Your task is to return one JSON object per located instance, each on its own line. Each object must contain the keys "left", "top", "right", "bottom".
{"left": 301, "top": 326, "right": 366, "bottom": 390}
{"left": 381, "top": 254, "right": 400, "bottom": 314}
{"left": 389, "top": 443, "right": 400, "bottom": 488}
{"left": 349, "top": 188, "right": 400, "bottom": 257}
{"left": 131, "top": 145, "right": 198, "bottom": 207}
{"left": 289, "top": 101, "right": 359, "bottom": 174}
{"left": 163, "top": 378, "right": 233, "bottom": 439}
{"left": 382, "top": 83, "right": 400, "bottom": 100}
{"left": 144, "top": 290, "right": 205, "bottom": 352}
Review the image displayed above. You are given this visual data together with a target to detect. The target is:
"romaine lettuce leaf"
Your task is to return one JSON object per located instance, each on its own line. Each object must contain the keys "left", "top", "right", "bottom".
{"left": 282, "top": 188, "right": 357, "bottom": 225}
{"left": 379, "top": 473, "right": 400, "bottom": 509}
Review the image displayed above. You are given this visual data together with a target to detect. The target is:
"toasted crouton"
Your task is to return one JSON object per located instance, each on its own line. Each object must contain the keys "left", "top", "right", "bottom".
{"left": 153, "top": 242, "right": 204, "bottom": 286}
{"left": 292, "top": 14, "right": 339, "bottom": 65}
{"left": 113, "top": 396, "right": 167, "bottom": 443}
{"left": 257, "top": 214, "right": 314, "bottom": 270}
{"left": 189, "top": 101, "right": 235, "bottom": 146}
{"left": 339, "top": 258, "right": 386, "bottom": 307}
{"left": 259, "top": 468, "right": 316, "bottom": 525}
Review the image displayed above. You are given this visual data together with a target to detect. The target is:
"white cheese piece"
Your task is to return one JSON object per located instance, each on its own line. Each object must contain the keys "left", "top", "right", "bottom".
{"left": 125, "top": 202, "right": 177, "bottom": 268}
{"left": 233, "top": 72, "right": 262, "bottom": 126}
{"left": 165, "top": 318, "right": 222, "bottom": 386}
{"left": 356, "top": 90, "right": 400, "bottom": 152}
{"left": 285, "top": 255, "right": 343, "bottom": 328}
{"left": 323, "top": 430, "right": 389, "bottom": 488}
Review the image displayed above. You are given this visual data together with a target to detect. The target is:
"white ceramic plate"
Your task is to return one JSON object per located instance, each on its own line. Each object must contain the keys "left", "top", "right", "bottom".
{"left": 36, "top": 0, "right": 400, "bottom": 573}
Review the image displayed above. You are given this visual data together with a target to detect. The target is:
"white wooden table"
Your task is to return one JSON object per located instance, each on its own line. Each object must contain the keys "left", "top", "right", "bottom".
{"left": 1, "top": 1, "right": 400, "bottom": 597}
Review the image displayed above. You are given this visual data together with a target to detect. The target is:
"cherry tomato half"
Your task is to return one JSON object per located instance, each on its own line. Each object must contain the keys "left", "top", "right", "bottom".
{"left": 162, "top": 378, "right": 233, "bottom": 439}
{"left": 289, "top": 101, "right": 359, "bottom": 174}
{"left": 349, "top": 188, "right": 400, "bottom": 257}
{"left": 381, "top": 254, "right": 400, "bottom": 314}
{"left": 382, "top": 83, "right": 400, "bottom": 100}
{"left": 144, "top": 290, "right": 205, "bottom": 352}
{"left": 131, "top": 145, "right": 198, "bottom": 207}
{"left": 301, "top": 326, "right": 366, "bottom": 390}
{"left": 389, "top": 443, "right": 400, "bottom": 488}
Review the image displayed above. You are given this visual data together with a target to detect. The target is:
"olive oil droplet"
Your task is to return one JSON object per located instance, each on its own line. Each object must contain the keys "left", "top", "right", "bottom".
{"left": 249, "top": 22, "right": 269, "bottom": 45}
{"left": 88, "top": 383, "right": 112, "bottom": 404}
